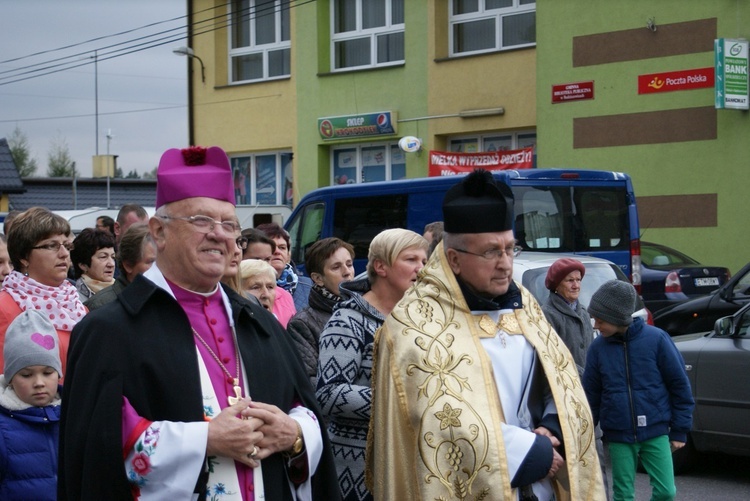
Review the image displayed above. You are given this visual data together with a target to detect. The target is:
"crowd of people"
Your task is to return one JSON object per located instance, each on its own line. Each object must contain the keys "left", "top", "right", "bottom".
{"left": 0, "top": 147, "right": 694, "bottom": 501}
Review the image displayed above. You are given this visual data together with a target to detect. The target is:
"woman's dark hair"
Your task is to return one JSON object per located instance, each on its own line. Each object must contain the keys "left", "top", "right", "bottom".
{"left": 71, "top": 228, "right": 115, "bottom": 279}
{"left": 255, "top": 222, "right": 290, "bottom": 248}
{"left": 7, "top": 207, "right": 71, "bottom": 271}
{"left": 304, "top": 238, "right": 354, "bottom": 276}
{"left": 117, "top": 223, "right": 154, "bottom": 276}
{"left": 241, "top": 228, "right": 276, "bottom": 258}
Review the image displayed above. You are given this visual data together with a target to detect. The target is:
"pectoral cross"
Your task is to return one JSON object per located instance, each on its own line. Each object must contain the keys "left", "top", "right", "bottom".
{"left": 227, "top": 379, "right": 243, "bottom": 405}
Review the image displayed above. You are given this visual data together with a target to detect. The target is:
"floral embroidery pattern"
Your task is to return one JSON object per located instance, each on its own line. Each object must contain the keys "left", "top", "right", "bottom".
{"left": 127, "top": 425, "right": 161, "bottom": 487}
{"left": 207, "top": 481, "right": 236, "bottom": 500}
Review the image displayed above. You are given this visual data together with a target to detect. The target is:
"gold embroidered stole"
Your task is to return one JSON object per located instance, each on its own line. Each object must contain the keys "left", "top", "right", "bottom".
{"left": 367, "top": 242, "right": 603, "bottom": 501}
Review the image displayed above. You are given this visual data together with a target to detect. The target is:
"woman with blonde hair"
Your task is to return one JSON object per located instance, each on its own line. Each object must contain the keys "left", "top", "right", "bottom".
{"left": 316, "top": 228, "right": 428, "bottom": 501}
{"left": 240, "top": 258, "right": 280, "bottom": 316}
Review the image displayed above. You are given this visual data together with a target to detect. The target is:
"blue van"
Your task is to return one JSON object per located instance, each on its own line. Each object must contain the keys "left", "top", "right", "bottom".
{"left": 285, "top": 169, "right": 642, "bottom": 288}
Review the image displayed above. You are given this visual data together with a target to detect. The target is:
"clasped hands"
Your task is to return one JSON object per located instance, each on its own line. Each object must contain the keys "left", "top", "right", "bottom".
{"left": 207, "top": 397, "right": 300, "bottom": 468}
{"left": 534, "top": 426, "right": 564, "bottom": 479}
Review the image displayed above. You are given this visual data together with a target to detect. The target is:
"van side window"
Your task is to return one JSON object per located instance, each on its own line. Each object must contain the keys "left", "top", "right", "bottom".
{"left": 333, "top": 195, "right": 408, "bottom": 260}
{"left": 288, "top": 202, "right": 325, "bottom": 267}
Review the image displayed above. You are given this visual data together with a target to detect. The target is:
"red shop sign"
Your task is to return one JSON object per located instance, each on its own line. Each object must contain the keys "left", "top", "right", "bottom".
{"left": 552, "top": 81, "right": 594, "bottom": 103}
{"left": 638, "top": 67, "right": 714, "bottom": 94}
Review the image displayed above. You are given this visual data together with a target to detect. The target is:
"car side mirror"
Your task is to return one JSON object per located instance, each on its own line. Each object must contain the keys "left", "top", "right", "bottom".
{"left": 714, "top": 316, "right": 733, "bottom": 337}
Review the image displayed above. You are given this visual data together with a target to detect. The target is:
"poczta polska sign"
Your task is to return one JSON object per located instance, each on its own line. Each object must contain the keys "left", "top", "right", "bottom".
{"left": 715, "top": 38, "right": 749, "bottom": 110}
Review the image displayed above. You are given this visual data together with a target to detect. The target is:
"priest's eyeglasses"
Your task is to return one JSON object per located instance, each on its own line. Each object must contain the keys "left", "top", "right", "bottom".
{"left": 454, "top": 245, "right": 522, "bottom": 260}
{"left": 161, "top": 215, "right": 241, "bottom": 235}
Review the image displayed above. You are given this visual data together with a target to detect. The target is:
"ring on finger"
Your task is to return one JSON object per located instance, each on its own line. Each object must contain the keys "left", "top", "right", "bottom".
{"left": 248, "top": 445, "right": 258, "bottom": 458}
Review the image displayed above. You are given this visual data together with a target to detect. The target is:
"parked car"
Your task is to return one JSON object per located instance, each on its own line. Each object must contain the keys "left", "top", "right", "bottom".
{"left": 671, "top": 301, "right": 750, "bottom": 472}
{"left": 640, "top": 241, "right": 730, "bottom": 313}
{"left": 654, "top": 261, "right": 750, "bottom": 336}
{"left": 513, "top": 252, "right": 651, "bottom": 324}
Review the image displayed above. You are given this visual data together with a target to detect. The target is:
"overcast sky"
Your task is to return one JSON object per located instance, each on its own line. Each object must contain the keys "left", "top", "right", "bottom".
{"left": 0, "top": 0, "right": 189, "bottom": 178}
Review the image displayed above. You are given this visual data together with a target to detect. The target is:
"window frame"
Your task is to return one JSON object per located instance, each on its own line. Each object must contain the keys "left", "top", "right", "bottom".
{"left": 330, "top": 0, "right": 405, "bottom": 71}
{"left": 330, "top": 141, "right": 406, "bottom": 185}
{"left": 448, "top": 130, "right": 536, "bottom": 153}
{"left": 229, "top": 0, "right": 292, "bottom": 84}
{"left": 448, "top": 0, "right": 536, "bottom": 57}
{"left": 230, "top": 151, "right": 294, "bottom": 206}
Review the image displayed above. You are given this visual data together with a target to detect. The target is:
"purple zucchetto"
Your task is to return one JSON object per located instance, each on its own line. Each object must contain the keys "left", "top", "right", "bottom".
{"left": 155, "top": 146, "right": 235, "bottom": 208}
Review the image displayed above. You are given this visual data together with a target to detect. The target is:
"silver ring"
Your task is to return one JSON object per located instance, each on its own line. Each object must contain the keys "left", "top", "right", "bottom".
{"left": 248, "top": 445, "right": 258, "bottom": 458}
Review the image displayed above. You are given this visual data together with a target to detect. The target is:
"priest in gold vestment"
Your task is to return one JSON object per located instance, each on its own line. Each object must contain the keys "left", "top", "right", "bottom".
{"left": 366, "top": 170, "right": 604, "bottom": 501}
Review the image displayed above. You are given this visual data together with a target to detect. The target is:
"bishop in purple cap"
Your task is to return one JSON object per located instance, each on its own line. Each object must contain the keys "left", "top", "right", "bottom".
{"left": 59, "top": 146, "right": 340, "bottom": 501}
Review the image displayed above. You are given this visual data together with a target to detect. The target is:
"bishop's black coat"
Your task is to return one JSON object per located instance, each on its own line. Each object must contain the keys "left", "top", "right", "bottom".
{"left": 58, "top": 275, "right": 341, "bottom": 501}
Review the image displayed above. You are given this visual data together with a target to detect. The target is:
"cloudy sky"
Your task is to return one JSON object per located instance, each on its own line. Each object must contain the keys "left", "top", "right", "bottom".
{"left": 0, "top": 0, "right": 189, "bottom": 178}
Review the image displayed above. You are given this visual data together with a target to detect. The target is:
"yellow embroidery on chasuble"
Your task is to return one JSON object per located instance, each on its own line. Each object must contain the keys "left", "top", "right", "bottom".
{"left": 377, "top": 248, "right": 603, "bottom": 501}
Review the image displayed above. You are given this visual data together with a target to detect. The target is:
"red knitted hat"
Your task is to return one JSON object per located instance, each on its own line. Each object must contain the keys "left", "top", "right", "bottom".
{"left": 545, "top": 258, "right": 585, "bottom": 291}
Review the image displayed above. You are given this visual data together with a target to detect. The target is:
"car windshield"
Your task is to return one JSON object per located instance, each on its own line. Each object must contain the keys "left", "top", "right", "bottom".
{"left": 519, "top": 262, "right": 627, "bottom": 309}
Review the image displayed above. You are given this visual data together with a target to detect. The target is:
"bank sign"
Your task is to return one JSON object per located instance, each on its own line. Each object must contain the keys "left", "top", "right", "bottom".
{"left": 318, "top": 111, "right": 396, "bottom": 140}
{"left": 715, "top": 38, "right": 749, "bottom": 110}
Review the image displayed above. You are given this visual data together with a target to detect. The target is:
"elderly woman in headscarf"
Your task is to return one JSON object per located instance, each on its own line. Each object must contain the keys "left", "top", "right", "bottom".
{"left": 287, "top": 237, "right": 354, "bottom": 388}
{"left": 0, "top": 207, "right": 87, "bottom": 378}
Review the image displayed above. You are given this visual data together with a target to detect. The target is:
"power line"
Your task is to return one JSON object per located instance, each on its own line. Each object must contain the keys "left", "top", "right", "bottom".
{"left": 0, "top": 0, "right": 313, "bottom": 86}
{"left": 0, "top": 105, "right": 186, "bottom": 124}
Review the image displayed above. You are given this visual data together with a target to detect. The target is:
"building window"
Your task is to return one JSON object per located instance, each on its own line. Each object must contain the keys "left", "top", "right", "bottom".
{"left": 449, "top": 0, "right": 535, "bottom": 57}
{"left": 449, "top": 131, "right": 536, "bottom": 153}
{"left": 231, "top": 152, "right": 293, "bottom": 206}
{"left": 331, "top": 0, "right": 405, "bottom": 71}
{"left": 230, "top": 0, "right": 291, "bottom": 83}
{"left": 331, "top": 142, "right": 406, "bottom": 184}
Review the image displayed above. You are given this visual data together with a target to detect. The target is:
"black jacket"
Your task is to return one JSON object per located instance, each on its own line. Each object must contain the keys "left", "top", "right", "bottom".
{"left": 59, "top": 274, "right": 340, "bottom": 501}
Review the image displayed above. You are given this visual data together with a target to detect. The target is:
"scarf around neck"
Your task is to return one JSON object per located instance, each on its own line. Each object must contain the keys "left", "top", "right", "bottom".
{"left": 312, "top": 282, "right": 341, "bottom": 303}
{"left": 2, "top": 270, "right": 87, "bottom": 331}
{"left": 277, "top": 262, "right": 299, "bottom": 293}
{"left": 80, "top": 273, "right": 115, "bottom": 294}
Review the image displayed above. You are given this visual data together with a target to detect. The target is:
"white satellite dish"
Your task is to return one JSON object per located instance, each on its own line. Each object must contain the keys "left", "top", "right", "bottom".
{"left": 398, "top": 136, "right": 422, "bottom": 153}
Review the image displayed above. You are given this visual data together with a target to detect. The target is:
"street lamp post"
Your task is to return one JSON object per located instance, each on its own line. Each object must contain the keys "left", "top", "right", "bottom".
{"left": 106, "top": 129, "right": 113, "bottom": 209}
{"left": 173, "top": 46, "right": 204, "bottom": 146}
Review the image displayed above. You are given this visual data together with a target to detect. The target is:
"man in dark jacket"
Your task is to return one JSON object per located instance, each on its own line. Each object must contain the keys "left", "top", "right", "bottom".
{"left": 59, "top": 146, "right": 340, "bottom": 501}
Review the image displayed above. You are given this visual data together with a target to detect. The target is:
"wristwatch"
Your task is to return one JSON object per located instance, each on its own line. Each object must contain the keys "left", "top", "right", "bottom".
{"left": 284, "top": 421, "right": 304, "bottom": 457}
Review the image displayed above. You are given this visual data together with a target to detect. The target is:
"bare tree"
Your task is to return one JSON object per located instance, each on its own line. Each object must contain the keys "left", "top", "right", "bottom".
{"left": 47, "top": 135, "right": 75, "bottom": 177}
{"left": 7, "top": 126, "right": 38, "bottom": 177}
